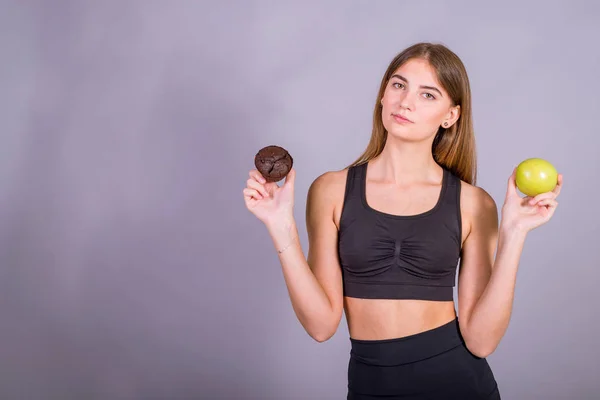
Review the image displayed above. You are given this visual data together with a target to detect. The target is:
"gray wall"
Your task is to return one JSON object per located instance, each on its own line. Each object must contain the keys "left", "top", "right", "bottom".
{"left": 1, "top": 1, "right": 598, "bottom": 399}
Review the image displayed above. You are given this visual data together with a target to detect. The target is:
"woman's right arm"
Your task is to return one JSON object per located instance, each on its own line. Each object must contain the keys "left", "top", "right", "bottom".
{"left": 244, "top": 169, "right": 344, "bottom": 342}
{"left": 267, "top": 172, "right": 344, "bottom": 342}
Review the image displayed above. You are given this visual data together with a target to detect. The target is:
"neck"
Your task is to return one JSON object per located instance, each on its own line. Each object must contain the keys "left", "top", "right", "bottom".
{"left": 371, "top": 136, "right": 441, "bottom": 185}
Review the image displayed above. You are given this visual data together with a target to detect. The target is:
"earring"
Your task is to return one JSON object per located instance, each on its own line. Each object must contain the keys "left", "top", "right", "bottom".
{"left": 443, "top": 122, "right": 449, "bottom": 127}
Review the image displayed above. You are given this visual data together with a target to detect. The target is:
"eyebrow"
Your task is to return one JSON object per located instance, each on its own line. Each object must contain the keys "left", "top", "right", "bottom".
{"left": 391, "top": 74, "right": 443, "bottom": 97}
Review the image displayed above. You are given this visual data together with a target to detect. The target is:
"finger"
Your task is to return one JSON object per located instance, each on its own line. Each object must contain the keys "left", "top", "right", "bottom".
{"left": 528, "top": 192, "right": 556, "bottom": 205}
{"left": 536, "top": 199, "right": 558, "bottom": 208}
{"left": 552, "top": 174, "right": 563, "bottom": 196}
{"left": 243, "top": 187, "right": 263, "bottom": 201}
{"left": 247, "top": 179, "right": 270, "bottom": 198}
{"left": 249, "top": 170, "right": 267, "bottom": 184}
{"left": 243, "top": 187, "right": 263, "bottom": 200}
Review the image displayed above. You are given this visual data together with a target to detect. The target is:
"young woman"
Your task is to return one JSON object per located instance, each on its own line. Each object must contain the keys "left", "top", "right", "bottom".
{"left": 243, "top": 42, "right": 562, "bottom": 399}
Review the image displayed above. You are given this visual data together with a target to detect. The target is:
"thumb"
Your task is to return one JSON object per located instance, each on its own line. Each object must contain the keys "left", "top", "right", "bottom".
{"left": 283, "top": 167, "right": 296, "bottom": 189}
{"left": 506, "top": 167, "right": 518, "bottom": 198}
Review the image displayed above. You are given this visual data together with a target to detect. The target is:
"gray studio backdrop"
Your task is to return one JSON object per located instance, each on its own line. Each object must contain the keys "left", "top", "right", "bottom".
{"left": 1, "top": 1, "right": 599, "bottom": 399}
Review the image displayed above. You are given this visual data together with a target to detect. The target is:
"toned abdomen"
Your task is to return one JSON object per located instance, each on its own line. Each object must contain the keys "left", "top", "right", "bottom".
{"left": 344, "top": 297, "right": 457, "bottom": 340}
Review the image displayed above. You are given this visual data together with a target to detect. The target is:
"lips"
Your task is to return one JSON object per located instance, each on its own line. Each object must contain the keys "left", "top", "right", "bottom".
{"left": 392, "top": 113, "right": 413, "bottom": 123}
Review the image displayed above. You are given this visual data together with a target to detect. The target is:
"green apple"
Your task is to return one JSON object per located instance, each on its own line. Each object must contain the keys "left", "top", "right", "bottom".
{"left": 515, "top": 158, "right": 558, "bottom": 197}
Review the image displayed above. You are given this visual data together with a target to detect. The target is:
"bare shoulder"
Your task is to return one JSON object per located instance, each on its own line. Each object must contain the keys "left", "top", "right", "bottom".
{"left": 460, "top": 180, "right": 497, "bottom": 214}
{"left": 307, "top": 168, "right": 349, "bottom": 229}
{"left": 308, "top": 168, "right": 348, "bottom": 197}
{"left": 459, "top": 180, "right": 499, "bottom": 236}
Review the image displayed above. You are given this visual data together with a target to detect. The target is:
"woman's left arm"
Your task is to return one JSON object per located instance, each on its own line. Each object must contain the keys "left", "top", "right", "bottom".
{"left": 457, "top": 169, "right": 563, "bottom": 358}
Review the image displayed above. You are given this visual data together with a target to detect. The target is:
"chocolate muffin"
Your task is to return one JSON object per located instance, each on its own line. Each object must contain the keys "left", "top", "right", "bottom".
{"left": 254, "top": 145, "right": 293, "bottom": 182}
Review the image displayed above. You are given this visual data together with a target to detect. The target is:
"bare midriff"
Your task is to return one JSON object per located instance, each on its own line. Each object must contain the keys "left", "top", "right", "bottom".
{"left": 344, "top": 297, "right": 456, "bottom": 340}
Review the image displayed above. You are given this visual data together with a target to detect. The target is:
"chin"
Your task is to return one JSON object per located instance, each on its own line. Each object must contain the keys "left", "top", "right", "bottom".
{"left": 386, "top": 127, "right": 427, "bottom": 142}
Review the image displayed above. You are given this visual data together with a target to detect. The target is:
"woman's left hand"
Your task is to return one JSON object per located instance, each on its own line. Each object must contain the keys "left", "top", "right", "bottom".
{"left": 500, "top": 168, "right": 563, "bottom": 234}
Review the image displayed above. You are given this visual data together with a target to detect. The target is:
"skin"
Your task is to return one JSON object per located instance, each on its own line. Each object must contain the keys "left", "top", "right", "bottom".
{"left": 243, "top": 58, "right": 563, "bottom": 357}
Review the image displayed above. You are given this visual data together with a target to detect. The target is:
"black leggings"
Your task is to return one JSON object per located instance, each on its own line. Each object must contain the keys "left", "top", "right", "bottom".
{"left": 347, "top": 318, "right": 501, "bottom": 399}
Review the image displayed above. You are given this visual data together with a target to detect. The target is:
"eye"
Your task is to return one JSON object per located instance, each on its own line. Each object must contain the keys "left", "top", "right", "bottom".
{"left": 392, "top": 82, "right": 405, "bottom": 89}
{"left": 423, "top": 93, "right": 436, "bottom": 100}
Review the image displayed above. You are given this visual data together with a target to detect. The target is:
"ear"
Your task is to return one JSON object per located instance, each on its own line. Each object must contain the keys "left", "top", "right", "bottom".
{"left": 442, "top": 105, "right": 461, "bottom": 128}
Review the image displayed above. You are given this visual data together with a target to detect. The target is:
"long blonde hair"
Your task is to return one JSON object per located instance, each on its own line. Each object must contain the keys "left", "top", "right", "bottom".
{"left": 348, "top": 42, "right": 477, "bottom": 185}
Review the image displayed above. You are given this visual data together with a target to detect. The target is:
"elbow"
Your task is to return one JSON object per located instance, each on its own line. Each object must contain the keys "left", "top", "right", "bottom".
{"left": 313, "top": 336, "right": 330, "bottom": 343}
{"left": 309, "top": 311, "right": 341, "bottom": 343}
{"left": 460, "top": 324, "right": 498, "bottom": 358}
{"left": 469, "top": 348, "right": 494, "bottom": 359}
{"left": 311, "top": 330, "right": 335, "bottom": 343}
{"left": 310, "top": 322, "right": 338, "bottom": 343}
{"left": 465, "top": 340, "right": 497, "bottom": 358}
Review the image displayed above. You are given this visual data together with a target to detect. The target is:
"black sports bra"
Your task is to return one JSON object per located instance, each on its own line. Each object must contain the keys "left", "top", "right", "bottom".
{"left": 337, "top": 162, "right": 462, "bottom": 301}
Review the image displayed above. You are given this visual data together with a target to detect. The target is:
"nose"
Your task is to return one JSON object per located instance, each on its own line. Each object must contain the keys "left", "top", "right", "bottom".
{"left": 398, "top": 91, "right": 415, "bottom": 111}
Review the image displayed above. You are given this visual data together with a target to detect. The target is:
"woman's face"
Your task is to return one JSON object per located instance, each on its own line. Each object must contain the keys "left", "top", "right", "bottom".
{"left": 380, "top": 58, "right": 460, "bottom": 141}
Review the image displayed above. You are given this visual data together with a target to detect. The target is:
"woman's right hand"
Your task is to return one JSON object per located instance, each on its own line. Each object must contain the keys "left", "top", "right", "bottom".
{"left": 243, "top": 168, "right": 296, "bottom": 227}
